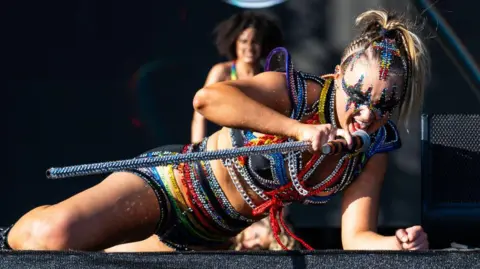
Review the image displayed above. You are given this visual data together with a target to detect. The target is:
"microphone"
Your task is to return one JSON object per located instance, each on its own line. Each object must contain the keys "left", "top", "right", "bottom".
{"left": 321, "top": 130, "right": 371, "bottom": 155}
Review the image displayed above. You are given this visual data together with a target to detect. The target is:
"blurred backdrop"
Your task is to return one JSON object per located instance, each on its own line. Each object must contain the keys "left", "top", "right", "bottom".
{"left": 4, "top": 0, "right": 480, "bottom": 249}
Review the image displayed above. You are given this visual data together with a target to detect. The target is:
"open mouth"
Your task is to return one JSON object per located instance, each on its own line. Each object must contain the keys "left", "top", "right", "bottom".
{"left": 350, "top": 118, "right": 370, "bottom": 133}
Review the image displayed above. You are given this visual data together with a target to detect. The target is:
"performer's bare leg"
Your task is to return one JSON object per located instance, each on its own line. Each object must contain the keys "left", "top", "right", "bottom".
{"left": 8, "top": 172, "right": 161, "bottom": 251}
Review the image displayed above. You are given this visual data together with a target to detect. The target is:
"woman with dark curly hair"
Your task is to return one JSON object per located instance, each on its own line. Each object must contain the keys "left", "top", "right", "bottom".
{"left": 191, "top": 11, "right": 284, "bottom": 143}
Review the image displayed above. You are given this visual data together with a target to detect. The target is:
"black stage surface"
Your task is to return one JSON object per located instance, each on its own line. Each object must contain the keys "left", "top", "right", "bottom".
{"left": 1, "top": 250, "right": 479, "bottom": 269}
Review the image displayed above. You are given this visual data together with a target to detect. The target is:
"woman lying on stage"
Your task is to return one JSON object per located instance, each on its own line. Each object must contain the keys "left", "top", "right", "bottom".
{"left": 2, "top": 9, "right": 430, "bottom": 252}
{"left": 191, "top": 11, "right": 284, "bottom": 144}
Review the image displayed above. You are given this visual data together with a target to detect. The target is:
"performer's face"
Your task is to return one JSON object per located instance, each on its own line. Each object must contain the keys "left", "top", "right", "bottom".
{"left": 335, "top": 49, "right": 405, "bottom": 134}
{"left": 235, "top": 27, "right": 261, "bottom": 64}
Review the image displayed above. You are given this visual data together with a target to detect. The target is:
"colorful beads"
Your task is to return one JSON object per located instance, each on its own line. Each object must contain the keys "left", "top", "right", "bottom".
{"left": 318, "top": 78, "right": 332, "bottom": 124}
{"left": 222, "top": 47, "right": 403, "bottom": 250}
{"left": 230, "top": 61, "right": 238, "bottom": 80}
{"left": 372, "top": 38, "right": 401, "bottom": 80}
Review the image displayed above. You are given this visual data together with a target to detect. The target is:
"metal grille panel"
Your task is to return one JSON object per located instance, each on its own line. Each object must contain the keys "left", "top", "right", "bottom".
{"left": 426, "top": 114, "right": 480, "bottom": 204}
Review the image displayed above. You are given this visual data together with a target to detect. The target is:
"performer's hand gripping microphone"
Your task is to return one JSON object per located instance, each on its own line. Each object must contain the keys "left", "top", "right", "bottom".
{"left": 321, "top": 130, "right": 371, "bottom": 155}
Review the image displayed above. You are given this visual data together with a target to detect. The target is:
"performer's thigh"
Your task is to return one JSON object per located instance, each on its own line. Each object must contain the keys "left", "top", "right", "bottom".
{"left": 35, "top": 171, "right": 161, "bottom": 250}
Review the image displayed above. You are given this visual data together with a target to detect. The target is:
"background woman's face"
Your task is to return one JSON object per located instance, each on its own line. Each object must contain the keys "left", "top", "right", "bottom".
{"left": 236, "top": 27, "right": 261, "bottom": 64}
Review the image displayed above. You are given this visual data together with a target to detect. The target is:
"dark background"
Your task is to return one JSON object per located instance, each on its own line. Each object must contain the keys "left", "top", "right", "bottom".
{"left": 4, "top": 0, "right": 480, "bottom": 249}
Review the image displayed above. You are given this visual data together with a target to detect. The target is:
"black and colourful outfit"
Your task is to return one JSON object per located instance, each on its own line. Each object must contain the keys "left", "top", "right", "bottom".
{"left": 0, "top": 47, "right": 401, "bottom": 251}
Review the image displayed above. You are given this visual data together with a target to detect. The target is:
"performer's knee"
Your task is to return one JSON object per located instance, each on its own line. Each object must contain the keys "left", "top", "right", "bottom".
{"left": 9, "top": 206, "right": 76, "bottom": 250}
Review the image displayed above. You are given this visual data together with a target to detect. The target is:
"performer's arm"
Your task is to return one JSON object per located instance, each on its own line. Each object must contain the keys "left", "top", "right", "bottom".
{"left": 193, "top": 71, "right": 305, "bottom": 139}
{"left": 340, "top": 153, "right": 403, "bottom": 250}
{"left": 191, "top": 64, "right": 226, "bottom": 143}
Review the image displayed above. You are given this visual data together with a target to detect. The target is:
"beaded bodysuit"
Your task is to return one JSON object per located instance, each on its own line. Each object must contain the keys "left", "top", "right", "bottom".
{"left": 129, "top": 48, "right": 402, "bottom": 251}
{"left": 0, "top": 48, "right": 402, "bottom": 251}
{"left": 223, "top": 47, "right": 402, "bottom": 249}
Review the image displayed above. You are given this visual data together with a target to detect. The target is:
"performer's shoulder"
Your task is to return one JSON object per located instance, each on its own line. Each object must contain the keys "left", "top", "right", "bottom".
{"left": 207, "top": 62, "right": 231, "bottom": 80}
{"left": 211, "top": 61, "right": 232, "bottom": 73}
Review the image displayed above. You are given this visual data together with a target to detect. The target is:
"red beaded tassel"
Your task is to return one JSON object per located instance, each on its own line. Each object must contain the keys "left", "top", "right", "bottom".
{"left": 252, "top": 160, "right": 349, "bottom": 250}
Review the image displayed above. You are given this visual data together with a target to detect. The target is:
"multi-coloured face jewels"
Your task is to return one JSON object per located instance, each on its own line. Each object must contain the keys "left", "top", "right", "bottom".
{"left": 341, "top": 37, "right": 405, "bottom": 118}
{"left": 372, "top": 38, "right": 401, "bottom": 80}
{"left": 341, "top": 75, "right": 400, "bottom": 117}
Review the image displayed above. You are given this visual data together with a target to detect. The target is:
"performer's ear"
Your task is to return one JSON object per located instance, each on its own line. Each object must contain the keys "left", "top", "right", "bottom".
{"left": 334, "top": 65, "right": 341, "bottom": 79}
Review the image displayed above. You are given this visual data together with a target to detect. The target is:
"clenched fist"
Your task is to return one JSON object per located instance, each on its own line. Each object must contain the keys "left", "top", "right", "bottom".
{"left": 395, "top": 225, "right": 429, "bottom": 250}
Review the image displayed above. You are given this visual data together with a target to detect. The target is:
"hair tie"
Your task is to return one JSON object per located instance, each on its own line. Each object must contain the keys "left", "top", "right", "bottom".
{"left": 379, "top": 26, "right": 397, "bottom": 40}
{"left": 379, "top": 27, "right": 388, "bottom": 37}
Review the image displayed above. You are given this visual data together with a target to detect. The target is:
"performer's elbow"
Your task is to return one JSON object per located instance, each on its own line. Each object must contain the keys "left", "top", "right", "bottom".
{"left": 192, "top": 87, "right": 211, "bottom": 113}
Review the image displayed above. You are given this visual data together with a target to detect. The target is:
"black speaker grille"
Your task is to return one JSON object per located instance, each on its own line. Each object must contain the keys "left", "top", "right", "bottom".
{"left": 428, "top": 114, "right": 480, "bottom": 204}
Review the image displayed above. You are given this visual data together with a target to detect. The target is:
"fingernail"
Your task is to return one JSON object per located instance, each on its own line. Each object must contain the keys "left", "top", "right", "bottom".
{"left": 402, "top": 236, "right": 408, "bottom": 242}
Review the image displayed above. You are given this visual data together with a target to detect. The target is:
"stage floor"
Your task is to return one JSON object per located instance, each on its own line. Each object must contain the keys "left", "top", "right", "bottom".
{"left": 1, "top": 250, "right": 480, "bottom": 269}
